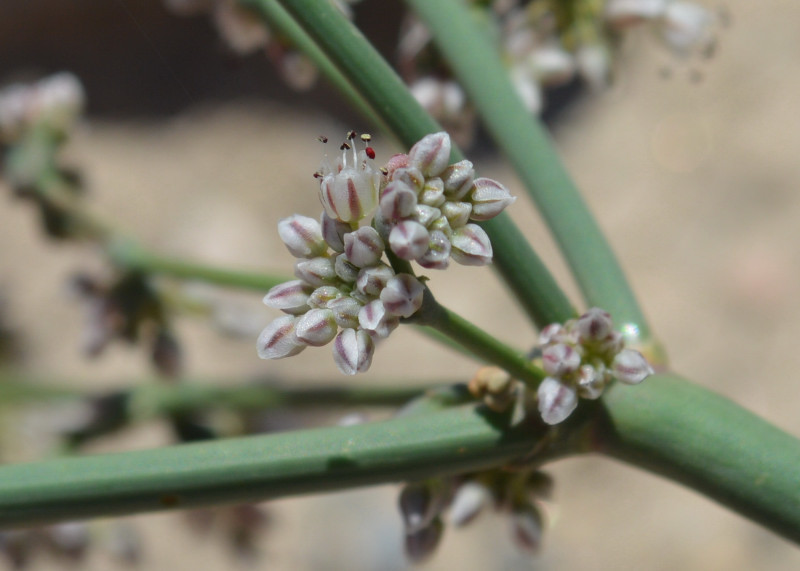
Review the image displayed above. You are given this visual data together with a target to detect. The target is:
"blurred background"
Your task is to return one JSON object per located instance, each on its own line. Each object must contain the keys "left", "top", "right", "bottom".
{"left": 2, "top": 0, "right": 800, "bottom": 569}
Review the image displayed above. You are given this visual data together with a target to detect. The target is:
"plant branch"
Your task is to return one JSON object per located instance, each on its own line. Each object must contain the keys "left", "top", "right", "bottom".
{"left": 406, "top": 0, "right": 651, "bottom": 341}
{"left": 598, "top": 373, "right": 800, "bottom": 543}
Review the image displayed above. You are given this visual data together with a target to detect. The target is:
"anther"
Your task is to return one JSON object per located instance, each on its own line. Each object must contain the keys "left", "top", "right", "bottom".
{"left": 317, "top": 135, "right": 328, "bottom": 143}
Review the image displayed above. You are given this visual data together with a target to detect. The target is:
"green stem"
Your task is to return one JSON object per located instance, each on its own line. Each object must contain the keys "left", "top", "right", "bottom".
{"left": 414, "top": 290, "right": 545, "bottom": 388}
{"left": 598, "top": 373, "right": 800, "bottom": 543}
{"left": 0, "top": 403, "right": 548, "bottom": 528}
{"left": 107, "top": 240, "right": 286, "bottom": 292}
{"left": 407, "top": 0, "right": 650, "bottom": 340}
{"left": 269, "top": 0, "right": 575, "bottom": 330}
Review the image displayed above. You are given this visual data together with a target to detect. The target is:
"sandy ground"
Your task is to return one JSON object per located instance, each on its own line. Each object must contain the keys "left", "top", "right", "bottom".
{"left": 2, "top": 1, "right": 800, "bottom": 569}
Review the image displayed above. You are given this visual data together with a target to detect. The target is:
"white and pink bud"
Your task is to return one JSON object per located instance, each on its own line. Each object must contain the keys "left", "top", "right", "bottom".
{"left": 294, "top": 256, "right": 336, "bottom": 287}
{"left": 420, "top": 178, "right": 446, "bottom": 208}
{"left": 576, "top": 363, "right": 606, "bottom": 399}
{"left": 332, "top": 328, "right": 374, "bottom": 375}
{"left": 469, "top": 178, "right": 516, "bottom": 221}
{"left": 538, "top": 323, "right": 565, "bottom": 346}
{"left": 356, "top": 263, "right": 395, "bottom": 297}
{"left": 320, "top": 211, "right": 351, "bottom": 252}
{"left": 450, "top": 224, "right": 493, "bottom": 266}
{"left": 417, "top": 231, "right": 451, "bottom": 270}
{"left": 541, "top": 343, "right": 581, "bottom": 377}
{"left": 510, "top": 502, "right": 544, "bottom": 553}
{"left": 407, "top": 132, "right": 452, "bottom": 178}
{"left": 389, "top": 220, "right": 430, "bottom": 261}
{"left": 358, "top": 299, "right": 399, "bottom": 338}
{"left": 441, "top": 159, "right": 475, "bottom": 200}
{"left": 379, "top": 180, "right": 418, "bottom": 220}
{"left": 278, "top": 214, "right": 327, "bottom": 258}
{"left": 448, "top": 481, "right": 490, "bottom": 527}
{"left": 659, "top": 1, "right": 714, "bottom": 54}
{"left": 414, "top": 205, "right": 442, "bottom": 229}
{"left": 380, "top": 274, "right": 425, "bottom": 318}
{"left": 612, "top": 348, "right": 654, "bottom": 384}
{"left": 605, "top": 0, "right": 667, "bottom": 28}
{"left": 294, "top": 308, "right": 338, "bottom": 346}
{"left": 334, "top": 254, "right": 360, "bottom": 283}
{"left": 441, "top": 201, "right": 472, "bottom": 229}
{"left": 391, "top": 166, "right": 426, "bottom": 193}
{"left": 343, "top": 226, "right": 385, "bottom": 268}
{"left": 327, "top": 295, "right": 362, "bottom": 329}
{"left": 537, "top": 376, "right": 578, "bottom": 425}
{"left": 576, "top": 307, "right": 614, "bottom": 343}
{"left": 256, "top": 316, "right": 306, "bottom": 359}
{"left": 262, "top": 280, "right": 312, "bottom": 315}
{"left": 307, "top": 285, "right": 342, "bottom": 308}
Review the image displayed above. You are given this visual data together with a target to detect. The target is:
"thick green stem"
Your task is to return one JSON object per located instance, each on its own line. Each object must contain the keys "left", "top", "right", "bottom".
{"left": 598, "top": 373, "right": 800, "bottom": 543}
{"left": 269, "top": 0, "right": 575, "bottom": 330}
{"left": 0, "top": 403, "right": 547, "bottom": 529}
{"left": 407, "top": 0, "right": 650, "bottom": 340}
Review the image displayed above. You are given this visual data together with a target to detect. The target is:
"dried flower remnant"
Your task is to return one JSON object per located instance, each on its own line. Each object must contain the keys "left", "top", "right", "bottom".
{"left": 258, "top": 131, "right": 516, "bottom": 374}
{"left": 535, "top": 308, "right": 654, "bottom": 425}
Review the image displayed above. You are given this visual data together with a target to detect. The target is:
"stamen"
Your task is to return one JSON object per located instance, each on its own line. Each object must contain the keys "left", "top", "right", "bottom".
{"left": 365, "top": 147, "right": 376, "bottom": 159}
{"left": 360, "top": 133, "right": 372, "bottom": 142}
{"left": 317, "top": 135, "right": 328, "bottom": 143}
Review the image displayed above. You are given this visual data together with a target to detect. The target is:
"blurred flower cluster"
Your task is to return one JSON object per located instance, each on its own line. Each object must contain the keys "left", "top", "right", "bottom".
{"left": 399, "top": 470, "right": 554, "bottom": 562}
{"left": 258, "top": 130, "right": 515, "bottom": 374}
{"left": 400, "top": 0, "right": 721, "bottom": 145}
{"left": 163, "top": 0, "right": 358, "bottom": 90}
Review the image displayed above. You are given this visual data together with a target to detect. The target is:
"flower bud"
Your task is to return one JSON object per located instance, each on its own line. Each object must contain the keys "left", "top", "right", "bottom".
{"left": 576, "top": 44, "right": 611, "bottom": 90}
{"left": 327, "top": 295, "right": 362, "bottom": 329}
{"left": 278, "top": 214, "right": 327, "bottom": 258}
{"left": 450, "top": 224, "right": 493, "bottom": 266}
{"left": 612, "top": 348, "right": 654, "bottom": 384}
{"left": 576, "top": 363, "right": 606, "bottom": 399}
{"left": 320, "top": 211, "right": 350, "bottom": 252}
{"left": 510, "top": 502, "right": 544, "bottom": 553}
{"left": 380, "top": 274, "right": 425, "bottom": 318}
{"left": 295, "top": 308, "right": 338, "bottom": 346}
{"left": 332, "top": 328, "right": 374, "bottom": 374}
{"left": 660, "top": 1, "right": 714, "bottom": 54}
{"left": 34, "top": 72, "right": 86, "bottom": 132}
{"left": 417, "top": 231, "right": 451, "bottom": 270}
{"left": 469, "top": 177, "right": 516, "bottom": 221}
{"left": 399, "top": 481, "right": 449, "bottom": 534}
{"left": 532, "top": 44, "right": 577, "bottom": 86}
{"left": 343, "top": 226, "right": 385, "bottom": 268}
{"left": 441, "top": 201, "right": 472, "bottom": 229}
{"left": 576, "top": 307, "right": 614, "bottom": 343}
{"left": 384, "top": 153, "right": 409, "bottom": 179}
{"left": 391, "top": 166, "right": 425, "bottom": 193}
{"left": 389, "top": 220, "right": 430, "bottom": 261}
{"left": 449, "top": 481, "right": 490, "bottom": 527}
{"left": 356, "top": 263, "right": 395, "bottom": 297}
{"left": 537, "top": 376, "right": 578, "bottom": 425}
{"left": 358, "top": 299, "right": 387, "bottom": 333}
{"left": 541, "top": 343, "right": 581, "bottom": 377}
{"left": 262, "top": 280, "right": 313, "bottom": 315}
{"left": 334, "top": 254, "right": 359, "bottom": 283}
{"left": 414, "top": 204, "right": 442, "bottom": 228}
{"left": 420, "top": 178, "right": 446, "bottom": 208}
{"left": 379, "top": 180, "right": 418, "bottom": 220}
{"left": 605, "top": 0, "right": 667, "bottom": 28}
{"left": 404, "top": 518, "right": 444, "bottom": 564}
{"left": 294, "top": 256, "right": 337, "bottom": 287}
{"left": 307, "top": 285, "right": 342, "bottom": 308}
{"left": 538, "top": 323, "right": 564, "bottom": 346}
{"left": 319, "top": 167, "right": 379, "bottom": 223}
{"left": 257, "top": 316, "right": 306, "bottom": 359}
{"left": 408, "top": 132, "right": 452, "bottom": 177}
{"left": 441, "top": 159, "right": 475, "bottom": 200}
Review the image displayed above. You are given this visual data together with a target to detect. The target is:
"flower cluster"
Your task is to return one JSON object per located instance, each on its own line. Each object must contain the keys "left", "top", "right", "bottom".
{"left": 258, "top": 131, "right": 515, "bottom": 375}
{"left": 536, "top": 308, "right": 654, "bottom": 424}
{"left": 376, "top": 132, "right": 515, "bottom": 269}
{"left": 398, "top": 470, "right": 553, "bottom": 562}
{"left": 400, "top": 0, "right": 720, "bottom": 145}
{"left": 0, "top": 72, "right": 85, "bottom": 142}
{"left": 163, "top": 0, "right": 358, "bottom": 91}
